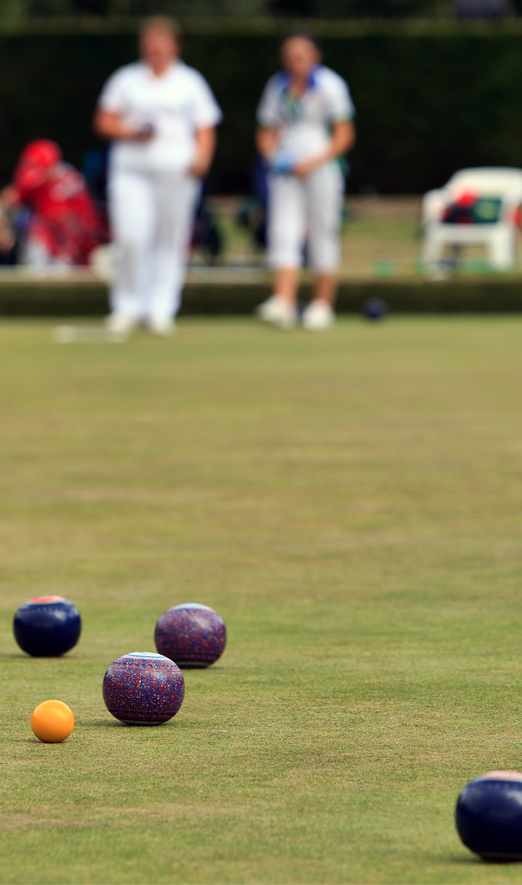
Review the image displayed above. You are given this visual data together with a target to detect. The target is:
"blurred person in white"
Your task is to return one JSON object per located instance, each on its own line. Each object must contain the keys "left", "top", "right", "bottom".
{"left": 256, "top": 32, "right": 356, "bottom": 331}
{"left": 94, "top": 16, "right": 222, "bottom": 336}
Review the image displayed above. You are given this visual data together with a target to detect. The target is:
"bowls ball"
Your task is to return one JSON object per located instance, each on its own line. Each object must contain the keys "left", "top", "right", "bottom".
{"left": 362, "top": 297, "right": 388, "bottom": 321}
{"left": 456, "top": 771, "right": 522, "bottom": 860}
{"left": 31, "top": 700, "right": 74, "bottom": 743}
{"left": 13, "top": 596, "right": 81, "bottom": 657}
{"left": 102, "top": 652, "right": 185, "bottom": 725}
{"left": 155, "top": 603, "right": 227, "bottom": 668}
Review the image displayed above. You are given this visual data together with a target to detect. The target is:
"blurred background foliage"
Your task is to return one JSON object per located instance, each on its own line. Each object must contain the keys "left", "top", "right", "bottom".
{"left": 1, "top": 30, "right": 522, "bottom": 194}
{"left": 1, "top": 0, "right": 522, "bottom": 195}
{"left": 3, "top": 0, "right": 521, "bottom": 19}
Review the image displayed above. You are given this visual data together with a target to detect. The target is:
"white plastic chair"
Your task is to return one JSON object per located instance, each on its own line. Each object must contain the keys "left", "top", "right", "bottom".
{"left": 422, "top": 168, "right": 522, "bottom": 270}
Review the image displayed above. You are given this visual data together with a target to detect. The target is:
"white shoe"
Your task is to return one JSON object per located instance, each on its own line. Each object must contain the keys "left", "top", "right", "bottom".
{"left": 302, "top": 300, "right": 335, "bottom": 331}
{"left": 256, "top": 295, "right": 297, "bottom": 330}
{"left": 147, "top": 317, "right": 175, "bottom": 337}
{"left": 105, "top": 312, "right": 137, "bottom": 337}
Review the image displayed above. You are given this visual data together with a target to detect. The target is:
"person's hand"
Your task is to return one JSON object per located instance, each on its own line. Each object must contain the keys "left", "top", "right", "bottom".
{"left": 188, "top": 156, "right": 210, "bottom": 178}
{"left": 128, "top": 123, "right": 155, "bottom": 142}
{"left": 1, "top": 185, "right": 19, "bottom": 209}
{"left": 293, "top": 154, "right": 328, "bottom": 178}
{"left": 267, "top": 153, "right": 295, "bottom": 175}
{"left": 93, "top": 110, "right": 155, "bottom": 143}
{"left": 0, "top": 226, "right": 15, "bottom": 252}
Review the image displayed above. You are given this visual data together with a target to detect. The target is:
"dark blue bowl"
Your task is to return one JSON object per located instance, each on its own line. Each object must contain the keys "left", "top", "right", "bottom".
{"left": 361, "top": 298, "right": 388, "bottom": 321}
{"left": 13, "top": 596, "right": 81, "bottom": 657}
{"left": 456, "top": 771, "right": 522, "bottom": 861}
{"left": 103, "top": 652, "right": 185, "bottom": 725}
{"left": 155, "top": 603, "right": 227, "bottom": 668}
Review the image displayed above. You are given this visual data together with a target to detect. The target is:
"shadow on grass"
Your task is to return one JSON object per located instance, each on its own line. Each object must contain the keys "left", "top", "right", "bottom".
{"left": 0, "top": 653, "right": 96, "bottom": 660}
{"left": 0, "top": 655, "right": 228, "bottom": 666}
{"left": 449, "top": 854, "right": 522, "bottom": 866}
{"left": 22, "top": 738, "right": 74, "bottom": 746}
{"left": 0, "top": 653, "right": 32, "bottom": 658}
{"left": 87, "top": 720, "right": 126, "bottom": 728}
{"left": 88, "top": 719, "right": 171, "bottom": 728}
{"left": 447, "top": 855, "right": 482, "bottom": 866}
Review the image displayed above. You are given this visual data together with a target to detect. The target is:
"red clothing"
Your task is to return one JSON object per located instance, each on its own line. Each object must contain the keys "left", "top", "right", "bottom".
{"left": 16, "top": 163, "right": 101, "bottom": 265}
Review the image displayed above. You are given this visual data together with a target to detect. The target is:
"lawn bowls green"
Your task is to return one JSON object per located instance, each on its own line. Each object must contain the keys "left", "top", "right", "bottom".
{"left": 456, "top": 771, "right": 522, "bottom": 861}
{"left": 13, "top": 595, "right": 81, "bottom": 657}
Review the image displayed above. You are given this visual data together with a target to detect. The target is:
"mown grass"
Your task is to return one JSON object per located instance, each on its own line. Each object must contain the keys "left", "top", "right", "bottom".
{"left": 2, "top": 317, "right": 522, "bottom": 884}
{"left": 214, "top": 215, "right": 421, "bottom": 278}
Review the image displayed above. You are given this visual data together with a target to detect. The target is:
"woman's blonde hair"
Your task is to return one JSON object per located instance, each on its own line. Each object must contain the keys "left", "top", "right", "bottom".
{"left": 140, "top": 16, "right": 181, "bottom": 43}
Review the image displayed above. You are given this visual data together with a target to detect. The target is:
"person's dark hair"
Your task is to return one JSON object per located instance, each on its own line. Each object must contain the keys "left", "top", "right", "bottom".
{"left": 281, "top": 30, "right": 322, "bottom": 52}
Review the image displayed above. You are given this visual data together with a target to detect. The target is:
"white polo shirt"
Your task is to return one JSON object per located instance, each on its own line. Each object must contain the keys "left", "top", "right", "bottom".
{"left": 257, "top": 65, "right": 355, "bottom": 163}
{"left": 98, "top": 60, "right": 222, "bottom": 174}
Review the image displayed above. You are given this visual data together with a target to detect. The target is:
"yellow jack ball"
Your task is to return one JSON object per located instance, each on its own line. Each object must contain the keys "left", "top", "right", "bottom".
{"left": 31, "top": 700, "right": 74, "bottom": 743}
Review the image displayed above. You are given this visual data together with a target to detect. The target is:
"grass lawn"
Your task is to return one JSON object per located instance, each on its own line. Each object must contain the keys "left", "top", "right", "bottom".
{"left": 211, "top": 196, "right": 522, "bottom": 280}
{"left": 2, "top": 317, "right": 522, "bottom": 884}
{"left": 213, "top": 210, "right": 423, "bottom": 279}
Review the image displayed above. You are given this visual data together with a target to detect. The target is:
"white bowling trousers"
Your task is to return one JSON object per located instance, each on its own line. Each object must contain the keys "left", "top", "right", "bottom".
{"left": 267, "top": 161, "right": 344, "bottom": 272}
{"left": 108, "top": 167, "right": 200, "bottom": 322}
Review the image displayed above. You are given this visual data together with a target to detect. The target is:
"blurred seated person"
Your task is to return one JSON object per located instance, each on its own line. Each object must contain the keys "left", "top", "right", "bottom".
{"left": 0, "top": 203, "right": 16, "bottom": 265}
{"left": 1, "top": 140, "right": 102, "bottom": 266}
{"left": 236, "top": 156, "right": 269, "bottom": 252}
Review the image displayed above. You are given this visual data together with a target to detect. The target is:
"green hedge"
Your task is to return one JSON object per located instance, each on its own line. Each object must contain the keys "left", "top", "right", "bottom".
{"left": 1, "top": 22, "right": 522, "bottom": 193}
{"left": 3, "top": 278, "right": 522, "bottom": 315}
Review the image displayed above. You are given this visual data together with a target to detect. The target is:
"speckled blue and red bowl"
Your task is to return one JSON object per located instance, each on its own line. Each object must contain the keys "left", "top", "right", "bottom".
{"left": 154, "top": 603, "right": 227, "bottom": 668}
{"left": 102, "top": 652, "right": 185, "bottom": 725}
